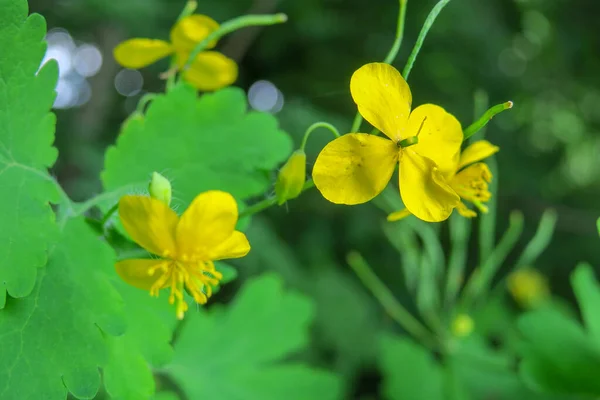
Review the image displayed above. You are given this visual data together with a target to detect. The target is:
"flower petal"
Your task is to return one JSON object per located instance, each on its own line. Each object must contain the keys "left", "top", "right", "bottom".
{"left": 119, "top": 195, "right": 179, "bottom": 257}
{"left": 458, "top": 140, "right": 499, "bottom": 170}
{"left": 456, "top": 202, "right": 477, "bottom": 218}
{"left": 177, "top": 51, "right": 238, "bottom": 91}
{"left": 408, "top": 104, "right": 463, "bottom": 177}
{"left": 113, "top": 39, "right": 172, "bottom": 69}
{"left": 171, "top": 15, "right": 220, "bottom": 53}
{"left": 208, "top": 231, "right": 251, "bottom": 260}
{"left": 399, "top": 150, "right": 460, "bottom": 222}
{"left": 176, "top": 190, "right": 239, "bottom": 260}
{"left": 350, "top": 63, "right": 411, "bottom": 141}
{"left": 387, "top": 208, "right": 412, "bottom": 222}
{"left": 115, "top": 258, "right": 168, "bottom": 290}
{"left": 313, "top": 133, "right": 398, "bottom": 205}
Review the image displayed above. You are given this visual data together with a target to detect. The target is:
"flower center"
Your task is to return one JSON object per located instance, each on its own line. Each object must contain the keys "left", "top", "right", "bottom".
{"left": 147, "top": 258, "right": 223, "bottom": 319}
{"left": 450, "top": 163, "right": 492, "bottom": 211}
{"left": 397, "top": 116, "right": 427, "bottom": 149}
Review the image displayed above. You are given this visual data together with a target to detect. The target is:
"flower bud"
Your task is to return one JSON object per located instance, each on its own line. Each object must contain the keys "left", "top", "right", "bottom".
{"left": 148, "top": 172, "right": 172, "bottom": 206}
{"left": 507, "top": 268, "right": 549, "bottom": 309}
{"left": 451, "top": 314, "right": 474, "bottom": 338}
{"left": 275, "top": 150, "right": 306, "bottom": 205}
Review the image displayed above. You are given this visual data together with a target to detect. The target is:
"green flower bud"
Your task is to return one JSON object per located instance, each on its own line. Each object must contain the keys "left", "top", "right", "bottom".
{"left": 275, "top": 150, "right": 306, "bottom": 205}
{"left": 148, "top": 172, "right": 172, "bottom": 206}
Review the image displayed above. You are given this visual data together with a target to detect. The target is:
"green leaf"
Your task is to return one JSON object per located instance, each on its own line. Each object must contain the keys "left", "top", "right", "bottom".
{"left": 572, "top": 263, "right": 600, "bottom": 346}
{"left": 378, "top": 334, "right": 444, "bottom": 400}
{"left": 0, "top": 0, "right": 60, "bottom": 303}
{"left": 102, "top": 84, "right": 293, "bottom": 208}
{"left": 165, "top": 274, "right": 342, "bottom": 400}
{"left": 518, "top": 307, "right": 600, "bottom": 396}
{"left": 0, "top": 218, "right": 126, "bottom": 399}
{"left": 103, "top": 279, "right": 178, "bottom": 400}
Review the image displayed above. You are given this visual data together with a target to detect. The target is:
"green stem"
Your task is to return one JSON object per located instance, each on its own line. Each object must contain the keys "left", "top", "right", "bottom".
{"left": 239, "top": 180, "right": 315, "bottom": 219}
{"left": 445, "top": 213, "right": 471, "bottom": 307}
{"left": 513, "top": 209, "right": 557, "bottom": 269}
{"left": 402, "top": 0, "right": 451, "bottom": 80}
{"left": 383, "top": 0, "right": 408, "bottom": 64}
{"left": 300, "top": 122, "right": 340, "bottom": 151}
{"left": 350, "top": 112, "right": 363, "bottom": 133}
{"left": 177, "top": 0, "right": 197, "bottom": 21}
{"left": 184, "top": 13, "right": 287, "bottom": 70}
{"left": 136, "top": 93, "right": 157, "bottom": 114}
{"left": 349, "top": 0, "right": 408, "bottom": 133}
{"left": 346, "top": 251, "right": 438, "bottom": 349}
{"left": 101, "top": 203, "right": 120, "bottom": 229}
{"left": 463, "top": 101, "right": 513, "bottom": 140}
{"left": 461, "top": 211, "right": 524, "bottom": 309}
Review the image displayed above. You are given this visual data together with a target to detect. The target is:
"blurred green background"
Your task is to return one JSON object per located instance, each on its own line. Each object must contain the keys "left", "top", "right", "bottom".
{"left": 29, "top": 0, "right": 600, "bottom": 397}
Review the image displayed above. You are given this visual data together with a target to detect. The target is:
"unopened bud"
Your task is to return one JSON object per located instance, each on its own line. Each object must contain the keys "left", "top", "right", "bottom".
{"left": 149, "top": 172, "right": 172, "bottom": 205}
{"left": 451, "top": 314, "right": 474, "bottom": 338}
{"left": 275, "top": 150, "right": 306, "bottom": 205}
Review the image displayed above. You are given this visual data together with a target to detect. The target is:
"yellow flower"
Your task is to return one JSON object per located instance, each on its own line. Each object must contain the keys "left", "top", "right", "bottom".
{"left": 388, "top": 140, "right": 499, "bottom": 221}
{"left": 113, "top": 14, "right": 237, "bottom": 91}
{"left": 116, "top": 190, "right": 250, "bottom": 319}
{"left": 312, "top": 63, "right": 463, "bottom": 222}
{"left": 507, "top": 268, "right": 550, "bottom": 309}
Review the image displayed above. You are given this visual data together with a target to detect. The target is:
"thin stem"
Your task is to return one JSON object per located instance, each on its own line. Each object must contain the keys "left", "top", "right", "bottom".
{"left": 349, "top": 0, "right": 407, "bottom": 133}
{"left": 184, "top": 14, "right": 287, "bottom": 70}
{"left": 177, "top": 0, "right": 197, "bottom": 21}
{"left": 383, "top": 0, "right": 408, "bottom": 64}
{"left": 346, "top": 251, "right": 438, "bottom": 349}
{"left": 136, "top": 93, "right": 157, "bottom": 115}
{"left": 461, "top": 211, "right": 524, "bottom": 309}
{"left": 463, "top": 101, "right": 513, "bottom": 140}
{"left": 402, "top": 0, "right": 451, "bottom": 80}
{"left": 513, "top": 209, "right": 557, "bottom": 269}
{"left": 300, "top": 122, "right": 340, "bottom": 151}
{"left": 349, "top": 112, "right": 363, "bottom": 133}
{"left": 239, "top": 180, "right": 315, "bottom": 219}
{"left": 445, "top": 213, "right": 471, "bottom": 307}
{"left": 101, "top": 203, "right": 120, "bottom": 229}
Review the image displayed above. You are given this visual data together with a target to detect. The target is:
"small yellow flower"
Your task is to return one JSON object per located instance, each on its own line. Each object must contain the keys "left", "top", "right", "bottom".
{"left": 451, "top": 314, "right": 475, "bottom": 338}
{"left": 113, "top": 14, "right": 237, "bottom": 91}
{"left": 275, "top": 149, "right": 306, "bottom": 205}
{"left": 312, "top": 63, "right": 463, "bottom": 222}
{"left": 387, "top": 140, "right": 499, "bottom": 221}
{"left": 116, "top": 190, "right": 250, "bottom": 319}
{"left": 507, "top": 268, "right": 550, "bottom": 309}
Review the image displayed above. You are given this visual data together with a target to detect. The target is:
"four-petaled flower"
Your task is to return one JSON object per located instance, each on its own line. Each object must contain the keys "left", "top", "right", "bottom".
{"left": 114, "top": 15, "right": 237, "bottom": 91}
{"left": 388, "top": 140, "right": 500, "bottom": 221}
{"left": 116, "top": 190, "right": 250, "bottom": 319}
{"left": 312, "top": 62, "right": 463, "bottom": 222}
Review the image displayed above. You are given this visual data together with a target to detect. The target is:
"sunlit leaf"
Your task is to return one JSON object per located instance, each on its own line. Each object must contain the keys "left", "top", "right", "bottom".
{"left": 0, "top": 0, "right": 60, "bottom": 304}
{"left": 165, "top": 274, "right": 342, "bottom": 400}
{"left": 0, "top": 218, "right": 126, "bottom": 399}
{"left": 102, "top": 83, "right": 293, "bottom": 209}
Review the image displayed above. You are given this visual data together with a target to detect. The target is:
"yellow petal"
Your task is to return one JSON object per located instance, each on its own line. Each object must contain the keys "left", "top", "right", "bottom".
{"left": 387, "top": 208, "right": 412, "bottom": 222}
{"left": 313, "top": 133, "right": 398, "bottom": 205}
{"left": 208, "top": 231, "right": 251, "bottom": 260}
{"left": 456, "top": 202, "right": 477, "bottom": 218}
{"left": 399, "top": 150, "right": 460, "bottom": 222}
{"left": 407, "top": 104, "right": 463, "bottom": 177}
{"left": 115, "top": 258, "right": 168, "bottom": 291}
{"left": 450, "top": 162, "right": 492, "bottom": 203}
{"left": 458, "top": 140, "right": 500, "bottom": 170}
{"left": 350, "top": 63, "right": 411, "bottom": 141}
{"left": 177, "top": 51, "right": 238, "bottom": 91}
{"left": 171, "top": 15, "right": 220, "bottom": 53}
{"left": 113, "top": 39, "right": 172, "bottom": 69}
{"left": 176, "top": 190, "right": 239, "bottom": 260}
{"left": 119, "top": 195, "right": 179, "bottom": 257}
